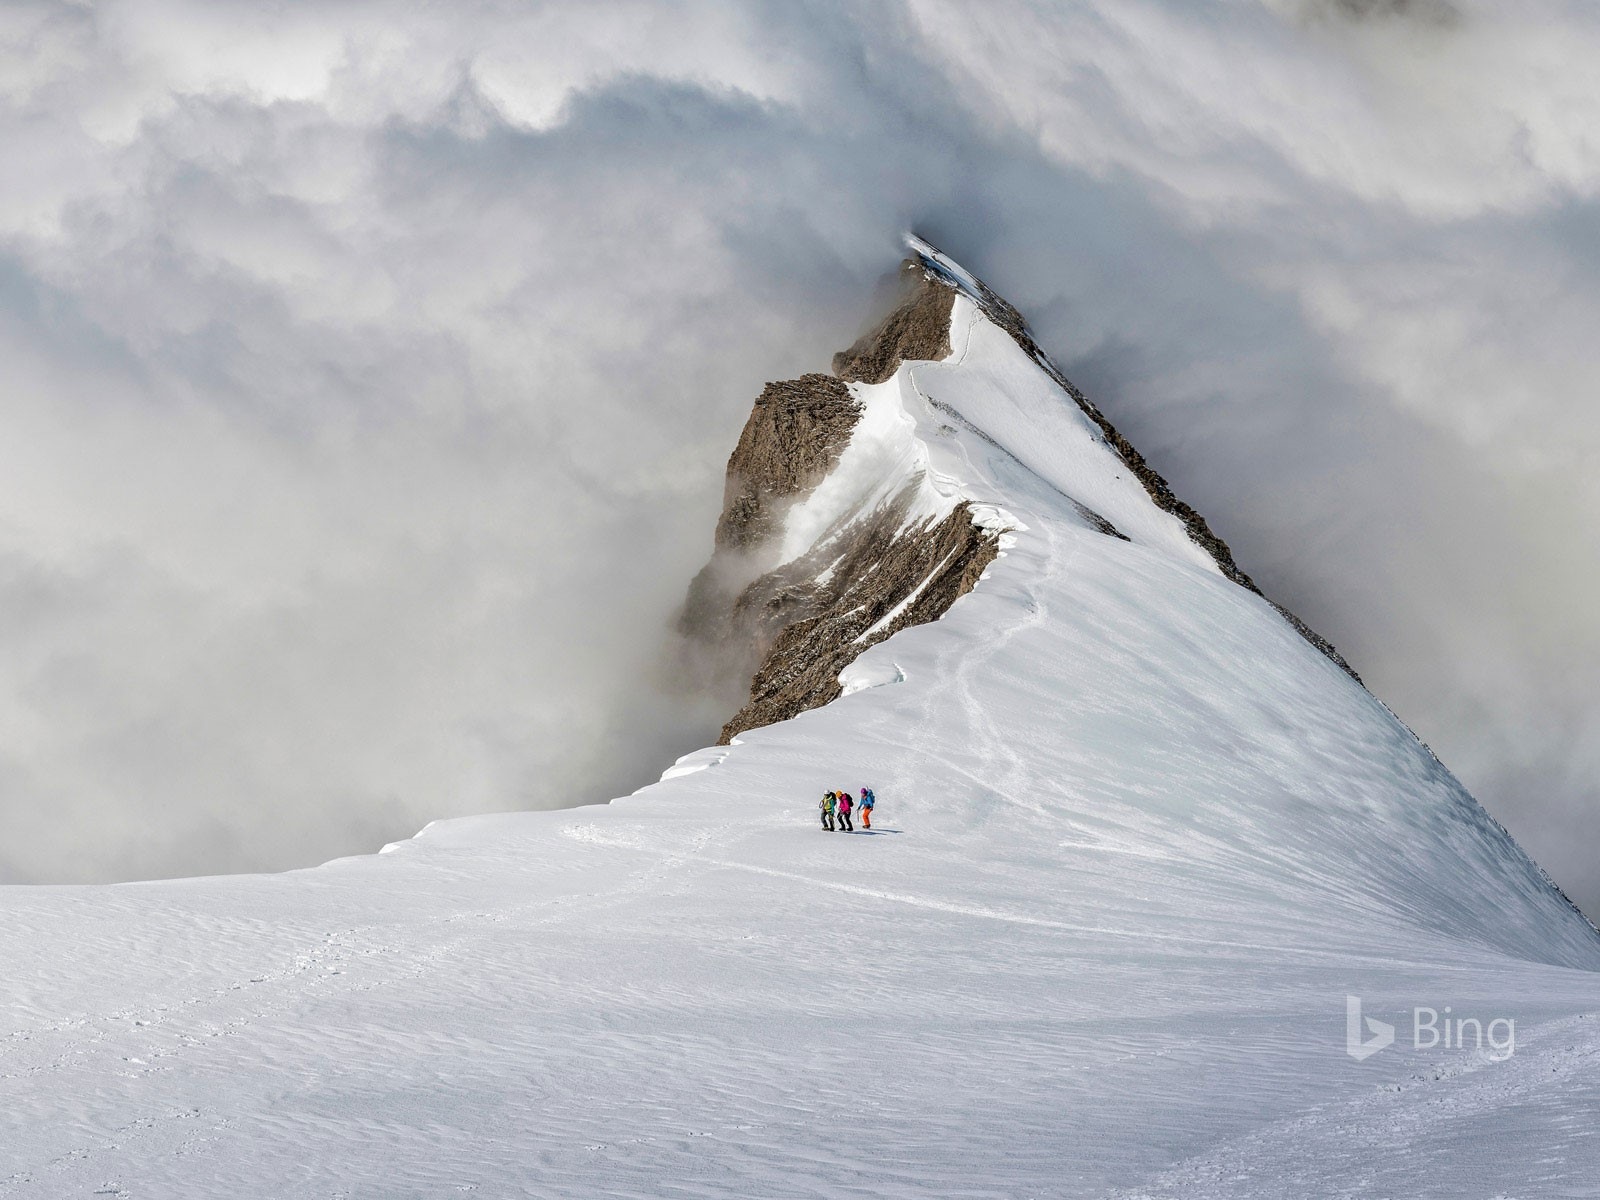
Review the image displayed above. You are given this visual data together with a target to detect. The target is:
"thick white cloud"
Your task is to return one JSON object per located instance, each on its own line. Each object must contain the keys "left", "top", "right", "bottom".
{"left": 2, "top": 0, "right": 1598, "bottom": 911}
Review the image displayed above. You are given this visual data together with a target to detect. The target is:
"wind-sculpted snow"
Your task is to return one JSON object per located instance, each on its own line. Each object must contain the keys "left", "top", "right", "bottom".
{"left": 910, "top": 235, "right": 1365, "bottom": 683}
{"left": 3, "top": 247, "right": 1599, "bottom": 1196}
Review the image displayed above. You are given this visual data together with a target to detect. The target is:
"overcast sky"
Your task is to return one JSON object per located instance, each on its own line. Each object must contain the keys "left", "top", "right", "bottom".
{"left": 3, "top": 0, "right": 1599, "bottom": 913}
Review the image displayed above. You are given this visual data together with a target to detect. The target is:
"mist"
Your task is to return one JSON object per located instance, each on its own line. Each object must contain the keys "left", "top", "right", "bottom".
{"left": 2, "top": 0, "right": 1598, "bottom": 912}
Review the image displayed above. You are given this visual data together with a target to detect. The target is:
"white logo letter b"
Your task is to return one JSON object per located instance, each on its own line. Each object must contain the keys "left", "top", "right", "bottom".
{"left": 1346, "top": 995, "right": 1394, "bottom": 1061}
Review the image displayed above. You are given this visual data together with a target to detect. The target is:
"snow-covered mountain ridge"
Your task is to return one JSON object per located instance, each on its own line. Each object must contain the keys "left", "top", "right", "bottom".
{"left": 4, "top": 238, "right": 1599, "bottom": 1197}
{"left": 686, "top": 236, "right": 1363, "bottom": 751}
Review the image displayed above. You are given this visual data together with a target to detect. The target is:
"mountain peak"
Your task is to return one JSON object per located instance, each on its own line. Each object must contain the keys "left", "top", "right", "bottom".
{"left": 682, "top": 237, "right": 1361, "bottom": 749}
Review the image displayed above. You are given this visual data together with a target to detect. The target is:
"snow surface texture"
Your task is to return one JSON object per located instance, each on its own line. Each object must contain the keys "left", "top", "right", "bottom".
{"left": 5, "top": 255, "right": 1599, "bottom": 1198}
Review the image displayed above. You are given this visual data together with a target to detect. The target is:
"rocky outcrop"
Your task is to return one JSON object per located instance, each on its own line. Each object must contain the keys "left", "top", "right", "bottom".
{"left": 678, "top": 372, "right": 863, "bottom": 699}
{"left": 831, "top": 265, "right": 955, "bottom": 385}
{"left": 719, "top": 493, "right": 999, "bottom": 742}
{"left": 711, "top": 374, "right": 860, "bottom": 554}
{"left": 681, "top": 266, "right": 1002, "bottom": 744}
{"left": 679, "top": 372, "right": 861, "bottom": 684}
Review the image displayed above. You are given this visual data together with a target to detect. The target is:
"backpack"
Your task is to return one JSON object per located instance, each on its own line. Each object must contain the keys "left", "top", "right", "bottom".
{"left": 861, "top": 790, "right": 875, "bottom": 809}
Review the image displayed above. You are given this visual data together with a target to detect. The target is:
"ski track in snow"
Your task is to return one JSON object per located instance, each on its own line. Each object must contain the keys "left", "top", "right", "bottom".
{"left": 4, "top": 278, "right": 1600, "bottom": 1198}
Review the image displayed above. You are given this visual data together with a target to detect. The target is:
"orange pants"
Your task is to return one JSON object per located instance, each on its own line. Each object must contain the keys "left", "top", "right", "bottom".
{"left": 861, "top": 808, "right": 871, "bottom": 828}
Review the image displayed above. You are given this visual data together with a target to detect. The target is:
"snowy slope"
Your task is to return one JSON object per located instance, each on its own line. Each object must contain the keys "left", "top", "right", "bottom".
{"left": 4, "top": 247, "right": 1599, "bottom": 1199}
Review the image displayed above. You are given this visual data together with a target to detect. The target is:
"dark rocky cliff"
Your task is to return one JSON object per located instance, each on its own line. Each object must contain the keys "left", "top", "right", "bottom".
{"left": 831, "top": 266, "right": 954, "bottom": 385}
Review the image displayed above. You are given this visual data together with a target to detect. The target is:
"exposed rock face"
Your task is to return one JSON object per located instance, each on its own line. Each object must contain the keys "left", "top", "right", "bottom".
{"left": 712, "top": 374, "right": 859, "bottom": 554}
{"left": 685, "top": 241, "right": 1360, "bottom": 746}
{"left": 719, "top": 494, "right": 999, "bottom": 743}
{"left": 680, "top": 372, "right": 860, "bottom": 688}
{"left": 678, "top": 373, "right": 863, "bottom": 705}
{"left": 831, "top": 265, "right": 955, "bottom": 385}
{"left": 682, "top": 264, "right": 1002, "bottom": 745}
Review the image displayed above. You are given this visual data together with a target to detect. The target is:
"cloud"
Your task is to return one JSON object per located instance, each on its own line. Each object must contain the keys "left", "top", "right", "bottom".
{"left": 1295, "top": 0, "right": 1461, "bottom": 26}
{"left": 2, "top": 0, "right": 1599, "bottom": 913}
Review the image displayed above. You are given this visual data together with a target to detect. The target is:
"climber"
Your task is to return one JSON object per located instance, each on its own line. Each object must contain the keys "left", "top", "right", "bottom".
{"left": 820, "top": 791, "right": 836, "bottom": 832}
{"left": 859, "top": 787, "right": 875, "bottom": 829}
{"left": 836, "top": 789, "right": 854, "bottom": 833}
